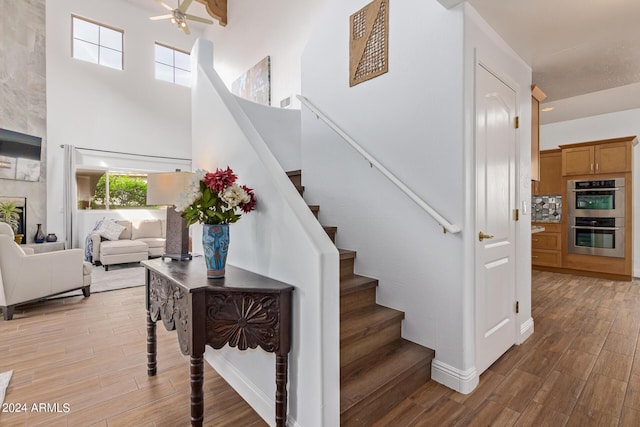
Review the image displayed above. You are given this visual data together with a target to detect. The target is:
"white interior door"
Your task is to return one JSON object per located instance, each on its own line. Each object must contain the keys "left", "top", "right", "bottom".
{"left": 475, "top": 63, "right": 517, "bottom": 375}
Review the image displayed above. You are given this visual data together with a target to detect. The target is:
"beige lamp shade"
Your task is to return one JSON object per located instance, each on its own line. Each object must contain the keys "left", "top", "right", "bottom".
{"left": 146, "top": 171, "right": 194, "bottom": 205}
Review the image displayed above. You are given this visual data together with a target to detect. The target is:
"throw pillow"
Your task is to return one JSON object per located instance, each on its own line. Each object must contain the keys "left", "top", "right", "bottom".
{"left": 98, "top": 221, "right": 126, "bottom": 241}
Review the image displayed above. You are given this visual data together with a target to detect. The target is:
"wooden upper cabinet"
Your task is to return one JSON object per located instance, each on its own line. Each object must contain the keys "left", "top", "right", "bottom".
{"left": 562, "top": 145, "right": 595, "bottom": 176}
{"left": 534, "top": 149, "right": 562, "bottom": 195}
{"left": 531, "top": 85, "right": 547, "bottom": 182}
{"left": 561, "top": 136, "right": 638, "bottom": 176}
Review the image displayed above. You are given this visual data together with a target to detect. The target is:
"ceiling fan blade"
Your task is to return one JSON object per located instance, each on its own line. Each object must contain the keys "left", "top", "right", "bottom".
{"left": 178, "top": 0, "right": 194, "bottom": 13}
{"left": 149, "top": 14, "right": 173, "bottom": 20}
{"left": 155, "top": 0, "right": 174, "bottom": 12}
{"left": 185, "top": 14, "right": 213, "bottom": 24}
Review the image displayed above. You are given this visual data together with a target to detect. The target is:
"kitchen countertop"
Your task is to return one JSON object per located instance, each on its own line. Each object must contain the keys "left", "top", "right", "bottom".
{"left": 532, "top": 226, "right": 545, "bottom": 234}
{"left": 532, "top": 220, "right": 561, "bottom": 224}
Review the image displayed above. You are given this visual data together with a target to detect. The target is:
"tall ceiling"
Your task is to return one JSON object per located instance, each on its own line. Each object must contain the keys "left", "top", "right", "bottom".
{"left": 466, "top": 0, "right": 640, "bottom": 124}
{"left": 128, "top": 0, "right": 640, "bottom": 124}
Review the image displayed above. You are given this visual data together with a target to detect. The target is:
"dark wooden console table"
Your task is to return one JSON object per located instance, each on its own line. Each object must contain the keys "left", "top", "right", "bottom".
{"left": 143, "top": 258, "right": 293, "bottom": 427}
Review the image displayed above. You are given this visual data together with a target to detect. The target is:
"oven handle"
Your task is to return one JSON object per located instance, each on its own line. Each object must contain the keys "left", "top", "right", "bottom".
{"left": 570, "top": 188, "right": 621, "bottom": 192}
{"left": 571, "top": 226, "right": 621, "bottom": 231}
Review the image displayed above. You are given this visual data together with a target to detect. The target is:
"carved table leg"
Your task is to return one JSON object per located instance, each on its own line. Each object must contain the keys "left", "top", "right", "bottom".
{"left": 190, "top": 355, "right": 204, "bottom": 426}
{"left": 146, "top": 311, "right": 157, "bottom": 376}
{"left": 275, "top": 354, "right": 288, "bottom": 427}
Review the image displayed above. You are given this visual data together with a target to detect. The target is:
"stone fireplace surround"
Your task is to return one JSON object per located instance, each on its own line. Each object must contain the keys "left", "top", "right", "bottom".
{"left": 0, "top": 0, "right": 48, "bottom": 243}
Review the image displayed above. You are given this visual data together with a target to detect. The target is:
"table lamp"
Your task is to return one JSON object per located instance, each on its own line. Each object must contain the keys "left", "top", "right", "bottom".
{"left": 146, "top": 171, "right": 194, "bottom": 261}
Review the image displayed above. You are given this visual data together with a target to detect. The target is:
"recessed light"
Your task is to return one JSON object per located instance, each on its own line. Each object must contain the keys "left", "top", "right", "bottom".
{"left": 541, "top": 106, "right": 554, "bottom": 112}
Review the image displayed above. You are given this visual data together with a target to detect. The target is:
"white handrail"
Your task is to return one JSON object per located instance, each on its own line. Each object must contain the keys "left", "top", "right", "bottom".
{"left": 297, "top": 95, "right": 461, "bottom": 234}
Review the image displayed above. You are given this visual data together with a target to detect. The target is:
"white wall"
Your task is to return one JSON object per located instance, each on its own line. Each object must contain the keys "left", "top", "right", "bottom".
{"left": 202, "top": 0, "right": 326, "bottom": 108}
{"left": 192, "top": 40, "right": 340, "bottom": 426}
{"left": 236, "top": 98, "right": 301, "bottom": 172}
{"left": 46, "top": 0, "right": 198, "bottom": 237}
{"left": 541, "top": 108, "right": 640, "bottom": 276}
{"left": 302, "top": 0, "right": 466, "bottom": 381}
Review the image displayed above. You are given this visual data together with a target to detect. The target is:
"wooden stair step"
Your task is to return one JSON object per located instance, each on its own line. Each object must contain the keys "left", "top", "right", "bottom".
{"left": 308, "top": 205, "right": 320, "bottom": 219}
{"left": 340, "top": 305, "right": 404, "bottom": 348}
{"left": 286, "top": 169, "right": 302, "bottom": 187}
{"left": 340, "top": 275, "right": 378, "bottom": 315}
{"left": 340, "top": 339, "right": 434, "bottom": 426}
{"left": 295, "top": 185, "right": 304, "bottom": 196}
{"left": 323, "top": 226, "right": 337, "bottom": 243}
{"left": 339, "top": 249, "right": 356, "bottom": 279}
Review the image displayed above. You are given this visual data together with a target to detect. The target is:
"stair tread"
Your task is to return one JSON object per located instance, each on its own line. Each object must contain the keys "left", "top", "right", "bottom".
{"left": 341, "top": 275, "right": 378, "bottom": 296}
{"left": 286, "top": 170, "right": 302, "bottom": 177}
{"left": 340, "top": 305, "right": 404, "bottom": 345}
{"left": 322, "top": 225, "right": 338, "bottom": 231}
{"left": 308, "top": 205, "right": 320, "bottom": 211}
{"left": 340, "top": 339, "right": 434, "bottom": 414}
{"left": 339, "top": 249, "right": 356, "bottom": 259}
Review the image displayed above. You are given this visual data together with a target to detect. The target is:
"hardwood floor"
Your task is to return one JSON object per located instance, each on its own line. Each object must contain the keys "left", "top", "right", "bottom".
{"left": 0, "top": 286, "right": 266, "bottom": 426}
{"left": 2, "top": 270, "right": 639, "bottom": 426}
{"left": 373, "top": 270, "right": 640, "bottom": 426}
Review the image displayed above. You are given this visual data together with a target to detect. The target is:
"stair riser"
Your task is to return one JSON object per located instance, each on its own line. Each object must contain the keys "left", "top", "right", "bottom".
{"left": 341, "top": 288, "right": 376, "bottom": 315}
{"left": 288, "top": 173, "right": 302, "bottom": 187}
{"left": 340, "top": 258, "right": 355, "bottom": 280}
{"left": 340, "top": 323, "right": 402, "bottom": 368}
{"left": 341, "top": 359, "right": 431, "bottom": 427}
{"left": 325, "top": 228, "right": 336, "bottom": 243}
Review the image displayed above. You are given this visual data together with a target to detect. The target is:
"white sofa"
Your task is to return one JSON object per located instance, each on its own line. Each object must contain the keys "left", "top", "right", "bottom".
{"left": 91, "top": 219, "right": 166, "bottom": 270}
{"left": 0, "top": 223, "right": 92, "bottom": 320}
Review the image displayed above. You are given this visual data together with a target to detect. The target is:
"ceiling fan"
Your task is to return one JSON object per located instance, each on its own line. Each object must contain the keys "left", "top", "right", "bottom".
{"left": 150, "top": 0, "right": 213, "bottom": 35}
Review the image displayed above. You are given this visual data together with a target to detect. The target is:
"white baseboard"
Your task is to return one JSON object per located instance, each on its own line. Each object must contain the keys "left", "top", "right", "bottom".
{"left": 431, "top": 359, "right": 479, "bottom": 394}
{"left": 204, "top": 349, "right": 301, "bottom": 427}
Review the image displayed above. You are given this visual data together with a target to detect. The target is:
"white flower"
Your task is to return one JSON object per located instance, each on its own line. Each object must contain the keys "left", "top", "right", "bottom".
{"left": 220, "top": 183, "right": 249, "bottom": 208}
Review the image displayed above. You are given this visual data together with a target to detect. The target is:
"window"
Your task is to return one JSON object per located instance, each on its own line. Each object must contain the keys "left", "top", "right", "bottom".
{"left": 72, "top": 16, "right": 123, "bottom": 70}
{"left": 155, "top": 43, "right": 191, "bottom": 86}
{"left": 77, "top": 170, "right": 153, "bottom": 210}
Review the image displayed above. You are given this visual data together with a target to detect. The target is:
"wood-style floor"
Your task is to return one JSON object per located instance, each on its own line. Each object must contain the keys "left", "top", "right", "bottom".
{"left": 2, "top": 270, "right": 639, "bottom": 426}
{"left": 373, "top": 270, "right": 640, "bottom": 426}
{"left": 0, "top": 286, "right": 266, "bottom": 426}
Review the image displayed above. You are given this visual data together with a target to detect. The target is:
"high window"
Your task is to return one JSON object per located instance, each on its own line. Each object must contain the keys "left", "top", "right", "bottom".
{"left": 72, "top": 16, "right": 123, "bottom": 70}
{"left": 155, "top": 43, "right": 191, "bottom": 86}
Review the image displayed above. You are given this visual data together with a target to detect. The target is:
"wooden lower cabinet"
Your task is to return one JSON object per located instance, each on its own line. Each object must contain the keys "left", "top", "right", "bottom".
{"left": 532, "top": 222, "right": 561, "bottom": 267}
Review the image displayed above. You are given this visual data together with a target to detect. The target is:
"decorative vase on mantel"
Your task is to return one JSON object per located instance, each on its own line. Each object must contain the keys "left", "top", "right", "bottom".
{"left": 203, "top": 224, "right": 230, "bottom": 278}
{"left": 34, "top": 223, "right": 46, "bottom": 243}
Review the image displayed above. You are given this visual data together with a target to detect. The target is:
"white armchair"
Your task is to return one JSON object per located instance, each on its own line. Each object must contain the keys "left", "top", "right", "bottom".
{"left": 0, "top": 223, "right": 92, "bottom": 320}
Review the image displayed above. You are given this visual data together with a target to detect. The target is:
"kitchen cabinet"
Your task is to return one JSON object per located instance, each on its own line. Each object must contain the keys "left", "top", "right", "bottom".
{"left": 533, "top": 149, "right": 561, "bottom": 195}
{"left": 532, "top": 222, "right": 561, "bottom": 267}
{"left": 531, "top": 85, "right": 547, "bottom": 182}
{"left": 561, "top": 136, "right": 636, "bottom": 176}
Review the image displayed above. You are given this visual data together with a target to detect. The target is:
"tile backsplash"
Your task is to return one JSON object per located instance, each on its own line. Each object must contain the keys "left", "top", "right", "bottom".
{"left": 532, "top": 195, "right": 562, "bottom": 222}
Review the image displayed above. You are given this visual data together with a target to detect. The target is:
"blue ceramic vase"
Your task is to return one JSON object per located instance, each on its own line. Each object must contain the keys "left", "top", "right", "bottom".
{"left": 202, "top": 224, "right": 229, "bottom": 278}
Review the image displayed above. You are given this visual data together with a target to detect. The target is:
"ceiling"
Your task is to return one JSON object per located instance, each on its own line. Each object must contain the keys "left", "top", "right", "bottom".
{"left": 466, "top": 0, "right": 640, "bottom": 124}
{"left": 128, "top": 0, "right": 640, "bottom": 124}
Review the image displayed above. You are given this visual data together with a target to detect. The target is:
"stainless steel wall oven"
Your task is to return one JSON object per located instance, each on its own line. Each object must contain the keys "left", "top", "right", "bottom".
{"left": 568, "top": 217, "right": 625, "bottom": 258}
{"left": 568, "top": 178, "right": 625, "bottom": 218}
{"left": 567, "top": 178, "right": 626, "bottom": 258}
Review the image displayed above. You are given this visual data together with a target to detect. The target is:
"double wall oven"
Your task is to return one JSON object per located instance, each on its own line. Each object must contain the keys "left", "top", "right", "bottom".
{"left": 567, "top": 178, "right": 625, "bottom": 258}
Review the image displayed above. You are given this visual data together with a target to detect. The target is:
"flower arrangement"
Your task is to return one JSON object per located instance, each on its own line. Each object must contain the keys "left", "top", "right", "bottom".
{"left": 175, "top": 167, "right": 256, "bottom": 226}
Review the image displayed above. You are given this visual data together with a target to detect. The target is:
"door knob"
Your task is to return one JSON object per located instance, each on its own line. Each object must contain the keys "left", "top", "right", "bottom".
{"left": 478, "top": 231, "right": 494, "bottom": 242}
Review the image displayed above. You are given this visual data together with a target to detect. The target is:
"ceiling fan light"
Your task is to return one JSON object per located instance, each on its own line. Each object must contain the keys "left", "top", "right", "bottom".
{"left": 171, "top": 17, "right": 176, "bottom": 24}
{"left": 181, "top": 21, "right": 186, "bottom": 27}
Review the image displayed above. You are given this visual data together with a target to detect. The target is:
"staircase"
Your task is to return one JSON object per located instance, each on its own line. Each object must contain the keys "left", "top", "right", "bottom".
{"left": 286, "top": 170, "right": 435, "bottom": 426}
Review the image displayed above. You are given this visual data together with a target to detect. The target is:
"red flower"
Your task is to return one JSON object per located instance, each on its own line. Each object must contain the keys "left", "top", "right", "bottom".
{"left": 203, "top": 166, "right": 237, "bottom": 192}
{"left": 239, "top": 185, "right": 256, "bottom": 213}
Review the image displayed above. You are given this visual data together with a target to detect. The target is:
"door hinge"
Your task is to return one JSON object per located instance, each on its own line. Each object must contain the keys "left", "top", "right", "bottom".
{"left": 515, "top": 116, "right": 520, "bottom": 129}
{"left": 513, "top": 209, "right": 519, "bottom": 221}
{"left": 515, "top": 301, "right": 520, "bottom": 314}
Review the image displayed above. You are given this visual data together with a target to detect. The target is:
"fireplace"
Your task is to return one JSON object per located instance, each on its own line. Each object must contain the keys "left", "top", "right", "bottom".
{"left": 0, "top": 196, "right": 26, "bottom": 243}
